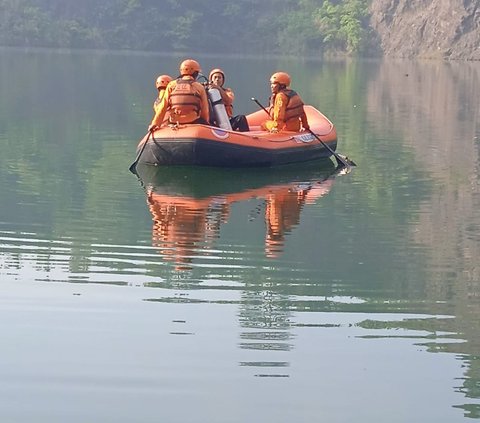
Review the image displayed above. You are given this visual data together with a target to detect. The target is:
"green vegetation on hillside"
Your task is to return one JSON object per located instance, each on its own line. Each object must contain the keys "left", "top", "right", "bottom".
{"left": 0, "top": 0, "right": 371, "bottom": 55}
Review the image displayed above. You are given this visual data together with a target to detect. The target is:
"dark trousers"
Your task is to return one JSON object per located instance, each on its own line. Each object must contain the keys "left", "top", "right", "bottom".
{"left": 230, "top": 115, "right": 249, "bottom": 132}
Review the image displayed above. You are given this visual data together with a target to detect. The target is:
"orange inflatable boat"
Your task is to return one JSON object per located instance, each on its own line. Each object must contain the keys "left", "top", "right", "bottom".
{"left": 133, "top": 105, "right": 337, "bottom": 167}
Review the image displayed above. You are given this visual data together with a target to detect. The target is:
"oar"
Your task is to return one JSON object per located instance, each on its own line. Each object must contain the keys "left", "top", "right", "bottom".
{"left": 250, "top": 97, "right": 356, "bottom": 168}
{"left": 251, "top": 97, "right": 271, "bottom": 116}
{"left": 306, "top": 128, "right": 356, "bottom": 168}
{"left": 129, "top": 130, "right": 153, "bottom": 174}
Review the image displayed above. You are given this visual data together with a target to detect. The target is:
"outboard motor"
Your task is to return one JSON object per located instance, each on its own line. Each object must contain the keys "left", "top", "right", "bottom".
{"left": 207, "top": 88, "right": 232, "bottom": 131}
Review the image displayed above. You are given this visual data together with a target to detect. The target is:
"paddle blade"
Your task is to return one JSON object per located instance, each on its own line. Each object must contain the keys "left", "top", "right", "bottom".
{"left": 129, "top": 131, "right": 152, "bottom": 174}
{"left": 128, "top": 161, "right": 138, "bottom": 174}
{"left": 338, "top": 154, "right": 357, "bottom": 167}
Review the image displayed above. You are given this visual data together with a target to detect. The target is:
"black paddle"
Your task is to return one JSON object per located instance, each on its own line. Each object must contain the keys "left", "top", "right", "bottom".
{"left": 250, "top": 97, "right": 356, "bottom": 168}
{"left": 129, "top": 130, "right": 153, "bottom": 174}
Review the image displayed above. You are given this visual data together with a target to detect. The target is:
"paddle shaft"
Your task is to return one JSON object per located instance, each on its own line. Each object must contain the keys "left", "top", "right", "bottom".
{"left": 250, "top": 97, "right": 354, "bottom": 168}
{"left": 129, "top": 130, "right": 152, "bottom": 173}
{"left": 251, "top": 98, "right": 270, "bottom": 116}
{"left": 306, "top": 128, "right": 349, "bottom": 168}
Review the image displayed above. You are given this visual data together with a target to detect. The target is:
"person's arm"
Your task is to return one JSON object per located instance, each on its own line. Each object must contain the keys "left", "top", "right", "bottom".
{"left": 197, "top": 84, "right": 210, "bottom": 123}
{"left": 300, "top": 108, "right": 309, "bottom": 131}
{"left": 211, "top": 86, "right": 234, "bottom": 110}
{"left": 271, "top": 92, "right": 287, "bottom": 130}
{"left": 223, "top": 87, "right": 235, "bottom": 106}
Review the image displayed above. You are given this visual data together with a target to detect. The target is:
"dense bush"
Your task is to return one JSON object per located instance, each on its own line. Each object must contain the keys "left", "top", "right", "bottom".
{"left": 0, "top": 0, "right": 371, "bottom": 55}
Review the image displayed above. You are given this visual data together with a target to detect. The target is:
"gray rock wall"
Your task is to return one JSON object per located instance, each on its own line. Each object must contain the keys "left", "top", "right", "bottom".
{"left": 369, "top": 0, "right": 480, "bottom": 60}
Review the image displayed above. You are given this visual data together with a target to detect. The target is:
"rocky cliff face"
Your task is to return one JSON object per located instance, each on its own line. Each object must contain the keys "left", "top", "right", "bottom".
{"left": 369, "top": 0, "right": 480, "bottom": 60}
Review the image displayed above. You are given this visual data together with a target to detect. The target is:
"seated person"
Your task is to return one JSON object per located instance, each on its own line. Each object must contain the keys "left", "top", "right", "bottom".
{"left": 152, "top": 74, "right": 172, "bottom": 124}
{"left": 261, "top": 72, "right": 309, "bottom": 133}
{"left": 208, "top": 68, "right": 249, "bottom": 132}
{"left": 153, "top": 74, "right": 172, "bottom": 113}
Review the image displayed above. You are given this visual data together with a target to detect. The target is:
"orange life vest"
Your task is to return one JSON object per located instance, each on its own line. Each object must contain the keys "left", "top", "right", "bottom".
{"left": 282, "top": 89, "right": 304, "bottom": 123}
{"left": 169, "top": 79, "right": 202, "bottom": 118}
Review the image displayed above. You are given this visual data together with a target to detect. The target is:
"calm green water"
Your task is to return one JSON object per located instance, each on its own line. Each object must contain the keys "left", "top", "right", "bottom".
{"left": 1, "top": 47, "right": 480, "bottom": 422}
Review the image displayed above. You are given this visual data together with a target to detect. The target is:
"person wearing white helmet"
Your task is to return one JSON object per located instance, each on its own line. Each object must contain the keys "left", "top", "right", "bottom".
{"left": 148, "top": 59, "right": 210, "bottom": 130}
{"left": 261, "top": 71, "right": 309, "bottom": 133}
{"left": 208, "top": 68, "right": 249, "bottom": 132}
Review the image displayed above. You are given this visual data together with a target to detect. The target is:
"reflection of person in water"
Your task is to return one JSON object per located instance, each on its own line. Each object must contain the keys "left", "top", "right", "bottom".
{"left": 147, "top": 190, "right": 229, "bottom": 270}
{"left": 264, "top": 179, "right": 334, "bottom": 258}
{"left": 144, "top": 176, "right": 334, "bottom": 268}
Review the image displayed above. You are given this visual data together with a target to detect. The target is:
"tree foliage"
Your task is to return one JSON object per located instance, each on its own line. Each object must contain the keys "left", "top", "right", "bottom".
{"left": 0, "top": 0, "right": 372, "bottom": 55}
{"left": 315, "top": 0, "right": 369, "bottom": 53}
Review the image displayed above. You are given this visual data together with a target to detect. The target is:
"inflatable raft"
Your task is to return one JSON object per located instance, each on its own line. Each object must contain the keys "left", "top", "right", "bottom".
{"left": 133, "top": 105, "right": 337, "bottom": 167}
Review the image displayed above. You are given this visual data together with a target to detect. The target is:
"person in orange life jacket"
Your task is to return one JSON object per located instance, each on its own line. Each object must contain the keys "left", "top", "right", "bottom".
{"left": 261, "top": 72, "right": 310, "bottom": 133}
{"left": 208, "top": 68, "right": 249, "bottom": 132}
{"left": 152, "top": 75, "right": 173, "bottom": 126}
{"left": 153, "top": 74, "right": 172, "bottom": 114}
{"left": 148, "top": 59, "right": 210, "bottom": 131}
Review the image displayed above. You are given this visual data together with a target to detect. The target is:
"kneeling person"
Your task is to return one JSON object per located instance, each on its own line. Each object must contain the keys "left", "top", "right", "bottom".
{"left": 148, "top": 59, "right": 210, "bottom": 131}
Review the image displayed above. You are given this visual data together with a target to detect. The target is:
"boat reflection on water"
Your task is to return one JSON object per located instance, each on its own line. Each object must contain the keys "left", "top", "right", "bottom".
{"left": 136, "top": 160, "right": 342, "bottom": 269}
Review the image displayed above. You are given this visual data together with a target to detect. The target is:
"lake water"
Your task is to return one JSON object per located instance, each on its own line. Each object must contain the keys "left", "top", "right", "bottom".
{"left": 1, "top": 47, "right": 480, "bottom": 422}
